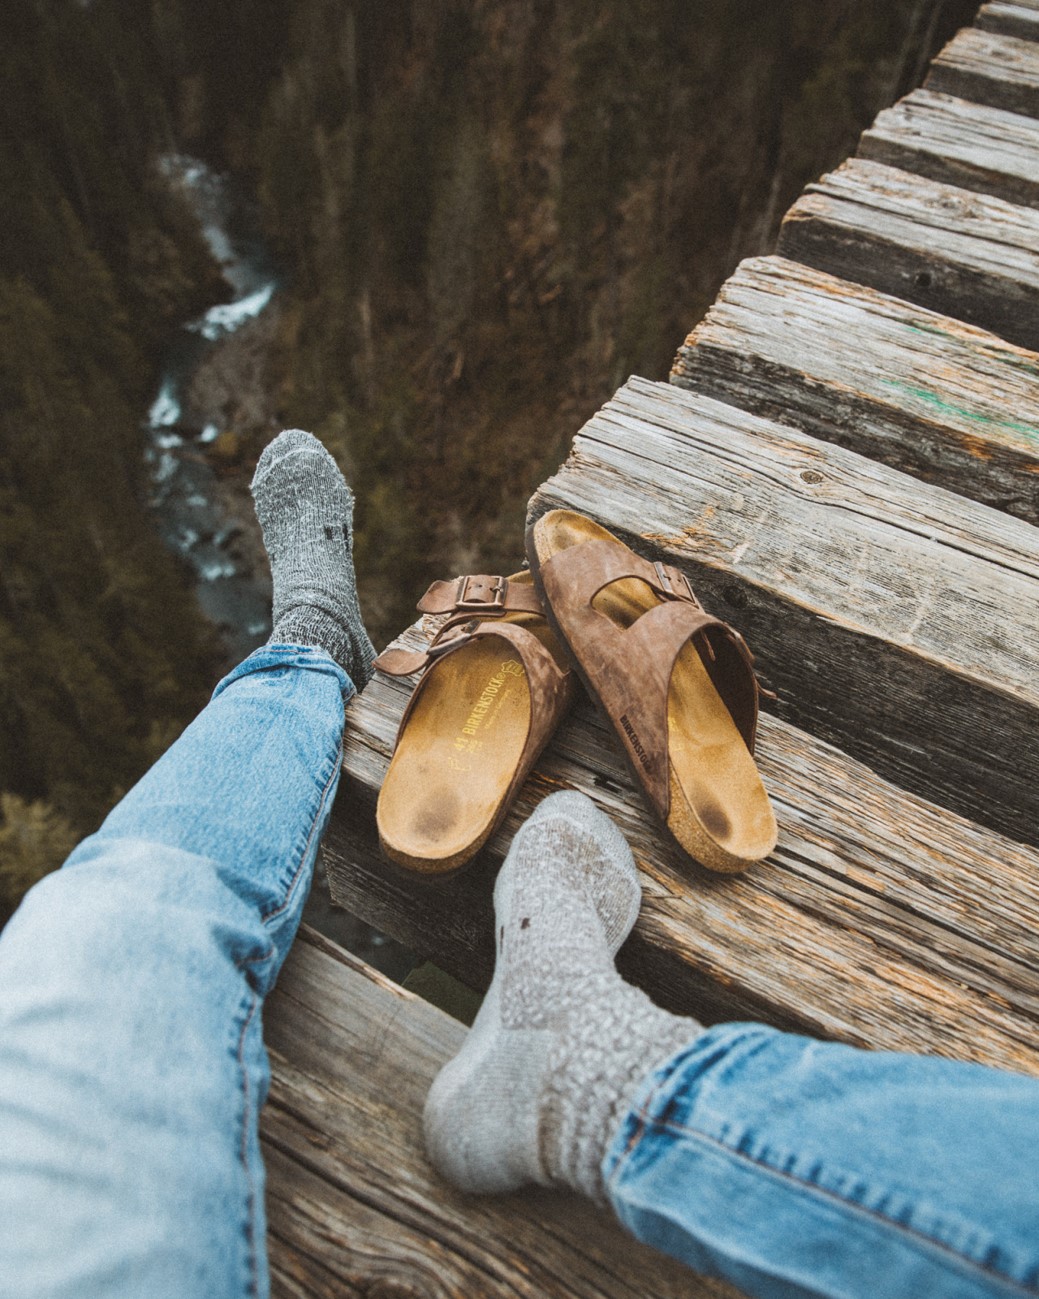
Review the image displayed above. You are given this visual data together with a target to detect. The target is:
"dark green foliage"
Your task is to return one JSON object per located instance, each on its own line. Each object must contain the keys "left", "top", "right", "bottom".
{"left": 0, "top": 0, "right": 219, "bottom": 919}
{"left": 0, "top": 0, "right": 979, "bottom": 928}
{"left": 215, "top": 0, "right": 978, "bottom": 642}
{"left": 0, "top": 0, "right": 224, "bottom": 355}
{"left": 0, "top": 794, "right": 79, "bottom": 927}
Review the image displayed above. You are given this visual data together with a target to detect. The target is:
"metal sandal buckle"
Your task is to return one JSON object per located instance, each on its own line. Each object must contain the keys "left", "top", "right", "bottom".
{"left": 456, "top": 575, "right": 508, "bottom": 610}
{"left": 653, "top": 561, "right": 696, "bottom": 603}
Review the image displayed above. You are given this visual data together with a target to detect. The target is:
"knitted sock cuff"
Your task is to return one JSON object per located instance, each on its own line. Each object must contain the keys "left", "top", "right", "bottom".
{"left": 541, "top": 982, "right": 701, "bottom": 1201}
{"left": 273, "top": 605, "right": 376, "bottom": 689}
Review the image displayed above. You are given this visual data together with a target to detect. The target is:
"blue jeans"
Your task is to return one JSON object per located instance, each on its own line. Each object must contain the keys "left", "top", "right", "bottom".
{"left": 605, "top": 1030, "right": 1039, "bottom": 1298}
{"left": 1, "top": 647, "right": 1037, "bottom": 1298}
{"left": 0, "top": 646, "right": 352, "bottom": 1299}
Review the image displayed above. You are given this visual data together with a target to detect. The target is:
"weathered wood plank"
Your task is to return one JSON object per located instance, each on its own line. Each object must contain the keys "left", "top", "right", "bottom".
{"left": 263, "top": 927, "right": 725, "bottom": 1298}
{"left": 670, "top": 255, "right": 1039, "bottom": 521}
{"left": 325, "top": 623, "right": 1039, "bottom": 1072}
{"left": 778, "top": 158, "right": 1039, "bottom": 350}
{"left": 527, "top": 377, "right": 1039, "bottom": 844}
{"left": 859, "top": 89, "right": 1039, "bottom": 208}
{"left": 926, "top": 27, "right": 1039, "bottom": 116}
{"left": 977, "top": 2, "right": 1039, "bottom": 41}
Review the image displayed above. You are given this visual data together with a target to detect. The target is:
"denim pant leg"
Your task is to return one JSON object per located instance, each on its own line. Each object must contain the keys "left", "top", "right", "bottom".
{"left": 603, "top": 1024, "right": 1039, "bottom": 1299}
{"left": 0, "top": 644, "right": 352, "bottom": 1299}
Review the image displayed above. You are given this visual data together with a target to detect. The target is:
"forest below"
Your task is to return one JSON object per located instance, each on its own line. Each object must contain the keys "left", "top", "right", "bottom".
{"left": 0, "top": 0, "right": 978, "bottom": 922}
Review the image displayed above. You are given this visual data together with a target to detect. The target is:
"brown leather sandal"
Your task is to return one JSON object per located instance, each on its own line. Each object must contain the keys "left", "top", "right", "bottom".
{"left": 373, "top": 571, "right": 576, "bottom": 874}
{"left": 526, "top": 510, "right": 777, "bottom": 873}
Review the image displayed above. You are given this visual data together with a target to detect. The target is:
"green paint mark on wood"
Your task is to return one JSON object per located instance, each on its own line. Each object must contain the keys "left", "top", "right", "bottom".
{"left": 880, "top": 379, "right": 1039, "bottom": 448}
{"left": 904, "top": 324, "right": 1039, "bottom": 379}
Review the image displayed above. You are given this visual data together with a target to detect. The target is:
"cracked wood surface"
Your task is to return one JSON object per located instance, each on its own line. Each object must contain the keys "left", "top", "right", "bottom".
{"left": 524, "top": 377, "right": 1039, "bottom": 846}
{"left": 269, "top": 11, "right": 1039, "bottom": 1290}
{"left": 926, "top": 26, "right": 1039, "bottom": 115}
{"left": 325, "top": 623, "right": 1039, "bottom": 1070}
{"left": 977, "top": 2, "right": 1039, "bottom": 41}
{"left": 670, "top": 255, "right": 1039, "bottom": 522}
{"left": 859, "top": 88, "right": 1039, "bottom": 209}
{"left": 778, "top": 158, "right": 1039, "bottom": 351}
{"left": 263, "top": 928, "right": 720, "bottom": 1298}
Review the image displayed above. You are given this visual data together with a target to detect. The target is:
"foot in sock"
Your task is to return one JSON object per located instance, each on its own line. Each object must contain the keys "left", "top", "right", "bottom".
{"left": 251, "top": 429, "right": 376, "bottom": 689}
{"left": 423, "top": 790, "right": 701, "bottom": 1201}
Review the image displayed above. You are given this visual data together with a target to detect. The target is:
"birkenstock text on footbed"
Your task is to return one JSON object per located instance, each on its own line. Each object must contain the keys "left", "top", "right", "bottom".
{"left": 373, "top": 571, "right": 576, "bottom": 874}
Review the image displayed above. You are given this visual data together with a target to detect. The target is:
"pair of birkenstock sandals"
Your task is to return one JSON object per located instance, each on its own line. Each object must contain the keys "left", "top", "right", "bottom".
{"left": 373, "top": 509, "right": 778, "bottom": 876}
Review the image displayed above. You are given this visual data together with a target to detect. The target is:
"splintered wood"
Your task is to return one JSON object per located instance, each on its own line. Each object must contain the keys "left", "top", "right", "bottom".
{"left": 977, "top": 3, "right": 1039, "bottom": 42}
{"left": 671, "top": 256, "right": 1039, "bottom": 521}
{"left": 860, "top": 88, "right": 1039, "bottom": 208}
{"left": 778, "top": 158, "right": 1039, "bottom": 350}
{"left": 926, "top": 26, "right": 1039, "bottom": 115}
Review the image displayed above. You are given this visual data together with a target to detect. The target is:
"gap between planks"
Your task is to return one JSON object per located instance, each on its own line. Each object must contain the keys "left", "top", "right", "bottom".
{"left": 670, "top": 254, "right": 1039, "bottom": 523}
{"left": 325, "top": 619, "right": 1039, "bottom": 1073}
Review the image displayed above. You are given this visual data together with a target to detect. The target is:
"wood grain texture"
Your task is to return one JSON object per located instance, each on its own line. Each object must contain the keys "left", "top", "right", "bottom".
{"left": 859, "top": 88, "right": 1039, "bottom": 208}
{"left": 525, "top": 377, "right": 1039, "bottom": 844}
{"left": 670, "top": 255, "right": 1039, "bottom": 521}
{"left": 263, "top": 927, "right": 724, "bottom": 1298}
{"left": 778, "top": 158, "right": 1039, "bottom": 350}
{"left": 977, "top": 2, "right": 1039, "bottom": 41}
{"left": 325, "top": 623, "right": 1039, "bottom": 1072}
{"left": 927, "top": 26, "right": 1039, "bottom": 114}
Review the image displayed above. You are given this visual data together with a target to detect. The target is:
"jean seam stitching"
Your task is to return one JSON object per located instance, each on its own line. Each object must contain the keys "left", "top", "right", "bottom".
{"left": 605, "top": 1068, "right": 678, "bottom": 1197}
{"left": 629, "top": 1114, "right": 1039, "bottom": 1296}
{"left": 260, "top": 731, "right": 344, "bottom": 926}
{"left": 236, "top": 988, "right": 262, "bottom": 1299}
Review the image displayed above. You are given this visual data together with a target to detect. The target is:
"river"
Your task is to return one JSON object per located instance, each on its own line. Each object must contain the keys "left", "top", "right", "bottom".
{"left": 144, "top": 155, "right": 277, "bottom": 665}
{"left": 143, "top": 157, "right": 413, "bottom": 978}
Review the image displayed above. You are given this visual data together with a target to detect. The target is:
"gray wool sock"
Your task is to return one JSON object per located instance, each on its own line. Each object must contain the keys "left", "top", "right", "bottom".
{"left": 423, "top": 791, "right": 701, "bottom": 1202}
{"left": 250, "top": 429, "right": 376, "bottom": 688}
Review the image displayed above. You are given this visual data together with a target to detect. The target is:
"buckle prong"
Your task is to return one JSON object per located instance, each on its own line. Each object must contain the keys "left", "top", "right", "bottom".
{"left": 654, "top": 561, "right": 696, "bottom": 603}
{"left": 427, "top": 631, "right": 470, "bottom": 660}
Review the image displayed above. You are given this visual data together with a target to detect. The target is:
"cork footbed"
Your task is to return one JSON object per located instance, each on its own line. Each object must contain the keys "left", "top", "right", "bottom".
{"left": 530, "top": 512, "right": 777, "bottom": 873}
{"left": 377, "top": 573, "right": 556, "bottom": 875}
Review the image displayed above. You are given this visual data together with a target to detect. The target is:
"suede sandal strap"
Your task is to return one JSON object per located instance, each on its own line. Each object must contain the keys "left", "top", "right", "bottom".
{"left": 540, "top": 538, "right": 701, "bottom": 611}
{"left": 388, "top": 620, "right": 570, "bottom": 752}
{"left": 375, "top": 561, "right": 579, "bottom": 874}
{"left": 417, "top": 575, "right": 543, "bottom": 616}
{"left": 539, "top": 540, "right": 760, "bottom": 817}
{"left": 373, "top": 574, "right": 545, "bottom": 677}
{"left": 373, "top": 570, "right": 572, "bottom": 757}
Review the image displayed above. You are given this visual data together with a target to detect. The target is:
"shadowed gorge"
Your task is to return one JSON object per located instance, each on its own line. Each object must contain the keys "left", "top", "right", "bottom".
{"left": 0, "top": 0, "right": 224, "bottom": 919}
{"left": 0, "top": 0, "right": 977, "bottom": 921}
{"left": 226, "top": 0, "right": 978, "bottom": 639}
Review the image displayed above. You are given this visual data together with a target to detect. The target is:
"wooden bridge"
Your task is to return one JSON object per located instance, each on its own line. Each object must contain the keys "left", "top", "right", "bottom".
{"left": 261, "top": 5, "right": 1039, "bottom": 1294}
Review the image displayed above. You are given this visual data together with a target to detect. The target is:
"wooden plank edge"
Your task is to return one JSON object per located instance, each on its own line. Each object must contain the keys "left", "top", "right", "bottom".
{"left": 264, "top": 926, "right": 731, "bottom": 1298}
{"left": 323, "top": 630, "right": 1039, "bottom": 1072}
{"left": 668, "top": 259, "right": 1039, "bottom": 522}
{"left": 977, "top": 3, "right": 1039, "bottom": 42}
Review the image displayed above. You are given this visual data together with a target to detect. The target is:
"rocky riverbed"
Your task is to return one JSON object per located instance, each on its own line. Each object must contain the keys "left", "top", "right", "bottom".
{"left": 144, "top": 157, "right": 280, "bottom": 668}
{"left": 143, "top": 157, "right": 413, "bottom": 976}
